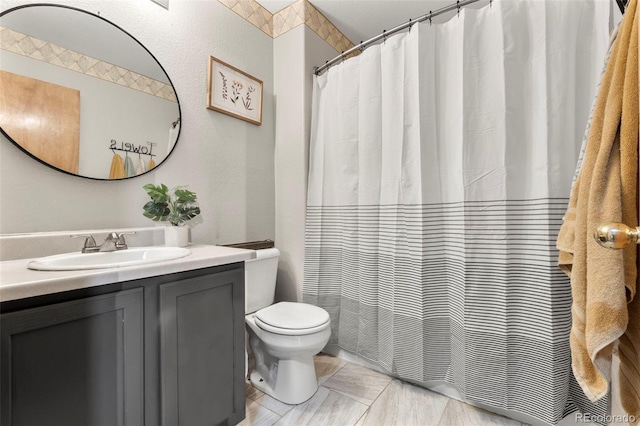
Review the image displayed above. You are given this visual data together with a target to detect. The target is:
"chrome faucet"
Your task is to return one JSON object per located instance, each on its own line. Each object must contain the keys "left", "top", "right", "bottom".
{"left": 71, "top": 234, "right": 99, "bottom": 253}
{"left": 99, "top": 232, "right": 125, "bottom": 252}
{"left": 71, "top": 231, "right": 136, "bottom": 253}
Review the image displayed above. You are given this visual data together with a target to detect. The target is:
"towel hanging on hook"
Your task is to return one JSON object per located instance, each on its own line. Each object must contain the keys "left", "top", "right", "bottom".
{"left": 136, "top": 153, "right": 146, "bottom": 175}
{"left": 124, "top": 153, "right": 135, "bottom": 177}
{"left": 108, "top": 152, "right": 125, "bottom": 179}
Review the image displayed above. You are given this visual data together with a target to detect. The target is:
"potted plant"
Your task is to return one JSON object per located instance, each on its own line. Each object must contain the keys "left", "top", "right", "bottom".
{"left": 142, "top": 183, "right": 201, "bottom": 247}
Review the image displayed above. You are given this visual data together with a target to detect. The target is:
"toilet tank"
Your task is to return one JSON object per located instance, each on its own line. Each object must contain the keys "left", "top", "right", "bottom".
{"left": 245, "top": 247, "right": 280, "bottom": 314}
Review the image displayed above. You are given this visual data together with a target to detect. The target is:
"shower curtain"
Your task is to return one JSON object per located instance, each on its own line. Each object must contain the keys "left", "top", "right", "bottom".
{"left": 304, "top": 1, "right": 613, "bottom": 424}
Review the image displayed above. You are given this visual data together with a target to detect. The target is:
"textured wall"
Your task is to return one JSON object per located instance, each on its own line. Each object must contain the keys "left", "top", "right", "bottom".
{"left": 273, "top": 25, "right": 340, "bottom": 302}
{"left": 0, "top": 0, "right": 275, "bottom": 245}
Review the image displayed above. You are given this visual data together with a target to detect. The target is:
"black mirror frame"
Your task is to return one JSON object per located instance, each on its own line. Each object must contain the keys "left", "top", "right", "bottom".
{"left": 0, "top": 3, "right": 181, "bottom": 181}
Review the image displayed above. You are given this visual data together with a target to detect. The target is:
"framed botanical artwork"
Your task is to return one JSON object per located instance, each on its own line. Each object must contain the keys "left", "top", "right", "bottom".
{"left": 207, "top": 56, "right": 263, "bottom": 126}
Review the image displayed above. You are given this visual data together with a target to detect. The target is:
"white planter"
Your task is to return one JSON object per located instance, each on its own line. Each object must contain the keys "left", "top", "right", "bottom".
{"left": 165, "top": 226, "right": 190, "bottom": 247}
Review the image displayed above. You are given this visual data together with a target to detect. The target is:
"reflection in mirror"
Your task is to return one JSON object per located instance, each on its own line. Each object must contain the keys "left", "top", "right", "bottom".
{"left": 0, "top": 4, "right": 181, "bottom": 180}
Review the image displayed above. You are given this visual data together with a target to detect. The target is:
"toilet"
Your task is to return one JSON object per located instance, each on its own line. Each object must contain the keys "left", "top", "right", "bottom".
{"left": 244, "top": 248, "right": 331, "bottom": 405}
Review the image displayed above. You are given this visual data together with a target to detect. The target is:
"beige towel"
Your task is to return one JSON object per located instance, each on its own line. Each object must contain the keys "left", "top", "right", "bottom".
{"left": 556, "top": 0, "right": 639, "bottom": 419}
{"left": 136, "top": 157, "right": 146, "bottom": 175}
{"left": 108, "top": 153, "right": 125, "bottom": 179}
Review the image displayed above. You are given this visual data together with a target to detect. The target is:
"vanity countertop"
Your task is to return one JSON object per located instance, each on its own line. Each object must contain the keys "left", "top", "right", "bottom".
{"left": 0, "top": 244, "right": 255, "bottom": 302}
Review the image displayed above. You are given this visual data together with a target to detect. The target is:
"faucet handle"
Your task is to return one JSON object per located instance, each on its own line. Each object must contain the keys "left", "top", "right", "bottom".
{"left": 115, "top": 231, "right": 136, "bottom": 249}
{"left": 71, "top": 234, "right": 98, "bottom": 253}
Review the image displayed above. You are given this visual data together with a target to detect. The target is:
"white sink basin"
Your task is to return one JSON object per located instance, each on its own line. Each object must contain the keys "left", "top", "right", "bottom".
{"left": 27, "top": 247, "right": 191, "bottom": 271}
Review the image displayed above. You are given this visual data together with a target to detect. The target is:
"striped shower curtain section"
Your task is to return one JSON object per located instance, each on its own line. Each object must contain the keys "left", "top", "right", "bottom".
{"left": 304, "top": 1, "right": 613, "bottom": 424}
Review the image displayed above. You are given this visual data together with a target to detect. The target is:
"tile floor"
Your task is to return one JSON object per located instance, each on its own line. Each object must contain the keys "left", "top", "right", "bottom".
{"left": 239, "top": 354, "right": 525, "bottom": 426}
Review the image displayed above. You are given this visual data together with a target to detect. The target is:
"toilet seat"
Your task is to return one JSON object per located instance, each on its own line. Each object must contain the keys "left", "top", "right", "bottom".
{"left": 254, "top": 302, "right": 330, "bottom": 336}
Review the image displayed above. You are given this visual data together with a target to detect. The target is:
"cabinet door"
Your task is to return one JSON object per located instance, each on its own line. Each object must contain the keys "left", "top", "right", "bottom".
{"left": 160, "top": 268, "right": 245, "bottom": 426}
{"left": 0, "top": 288, "right": 144, "bottom": 426}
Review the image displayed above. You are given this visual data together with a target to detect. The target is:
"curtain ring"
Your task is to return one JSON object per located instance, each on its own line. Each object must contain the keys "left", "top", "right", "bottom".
{"left": 457, "top": 0, "right": 460, "bottom": 16}
{"left": 429, "top": 11, "right": 432, "bottom": 25}
{"left": 383, "top": 29, "right": 386, "bottom": 42}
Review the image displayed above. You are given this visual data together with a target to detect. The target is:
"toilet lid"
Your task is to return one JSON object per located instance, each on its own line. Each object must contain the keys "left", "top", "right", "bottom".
{"left": 255, "top": 302, "right": 330, "bottom": 331}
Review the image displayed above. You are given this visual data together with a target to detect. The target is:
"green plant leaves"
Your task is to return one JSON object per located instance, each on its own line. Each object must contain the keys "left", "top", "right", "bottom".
{"left": 143, "top": 200, "right": 170, "bottom": 222}
{"left": 174, "top": 188, "right": 197, "bottom": 204}
{"left": 142, "top": 184, "right": 201, "bottom": 226}
{"left": 143, "top": 183, "right": 170, "bottom": 203}
{"left": 176, "top": 204, "right": 201, "bottom": 222}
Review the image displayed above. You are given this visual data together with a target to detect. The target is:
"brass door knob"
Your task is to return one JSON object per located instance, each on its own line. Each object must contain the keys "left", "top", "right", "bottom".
{"left": 594, "top": 222, "right": 640, "bottom": 249}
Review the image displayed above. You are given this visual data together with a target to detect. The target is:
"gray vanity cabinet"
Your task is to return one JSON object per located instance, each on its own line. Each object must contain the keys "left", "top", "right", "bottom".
{"left": 0, "top": 288, "right": 144, "bottom": 426}
{"left": 0, "top": 263, "right": 246, "bottom": 426}
{"left": 160, "top": 268, "right": 246, "bottom": 426}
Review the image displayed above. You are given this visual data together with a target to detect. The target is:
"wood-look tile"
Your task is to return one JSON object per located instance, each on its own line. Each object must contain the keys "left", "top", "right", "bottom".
{"left": 358, "top": 379, "right": 450, "bottom": 426}
{"left": 275, "top": 386, "right": 368, "bottom": 426}
{"left": 314, "top": 353, "right": 347, "bottom": 386}
{"left": 273, "top": 386, "right": 330, "bottom": 426}
{"left": 246, "top": 380, "right": 265, "bottom": 402}
{"left": 244, "top": 355, "right": 525, "bottom": 426}
{"left": 322, "top": 362, "right": 392, "bottom": 405}
{"left": 437, "top": 398, "right": 522, "bottom": 426}
{"left": 238, "top": 399, "right": 282, "bottom": 426}
{"left": 254, "top": 394, "right": 295, "bottom": 417}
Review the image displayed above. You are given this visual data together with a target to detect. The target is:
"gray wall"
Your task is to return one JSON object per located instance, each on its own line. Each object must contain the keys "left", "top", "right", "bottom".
{"left": 0, "top": 0, "right": 340, "bottom": 303}
{"left": 273, "top": 25, "right": 339, "bottom": 302}
{"left": 0, "top": 0, "right": 275, "bottom": 246}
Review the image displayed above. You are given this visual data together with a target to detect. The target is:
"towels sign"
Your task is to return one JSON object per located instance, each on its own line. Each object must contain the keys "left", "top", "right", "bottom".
{"left": 110, "top": 139, "right": 156, "bottom": 157}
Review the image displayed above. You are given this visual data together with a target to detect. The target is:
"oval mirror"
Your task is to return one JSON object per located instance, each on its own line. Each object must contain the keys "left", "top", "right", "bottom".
{"left": 0, "top": 4, "right": 181, "bottom": 180}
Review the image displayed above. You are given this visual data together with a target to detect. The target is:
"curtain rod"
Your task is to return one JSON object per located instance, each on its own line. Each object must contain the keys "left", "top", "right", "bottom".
{"left": 314, "top": 0, "right": 627, "bottom": 76}
{"left": 314, "top": 0, "right": 481, "bottom": 76}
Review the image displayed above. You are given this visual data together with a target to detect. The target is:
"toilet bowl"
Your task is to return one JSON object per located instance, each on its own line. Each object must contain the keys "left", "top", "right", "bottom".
{"left": 246, "top": 302, "right": 331, "bottom": 404}
{"left": 244, "top": 248, "right": 331, "bottom": 405}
